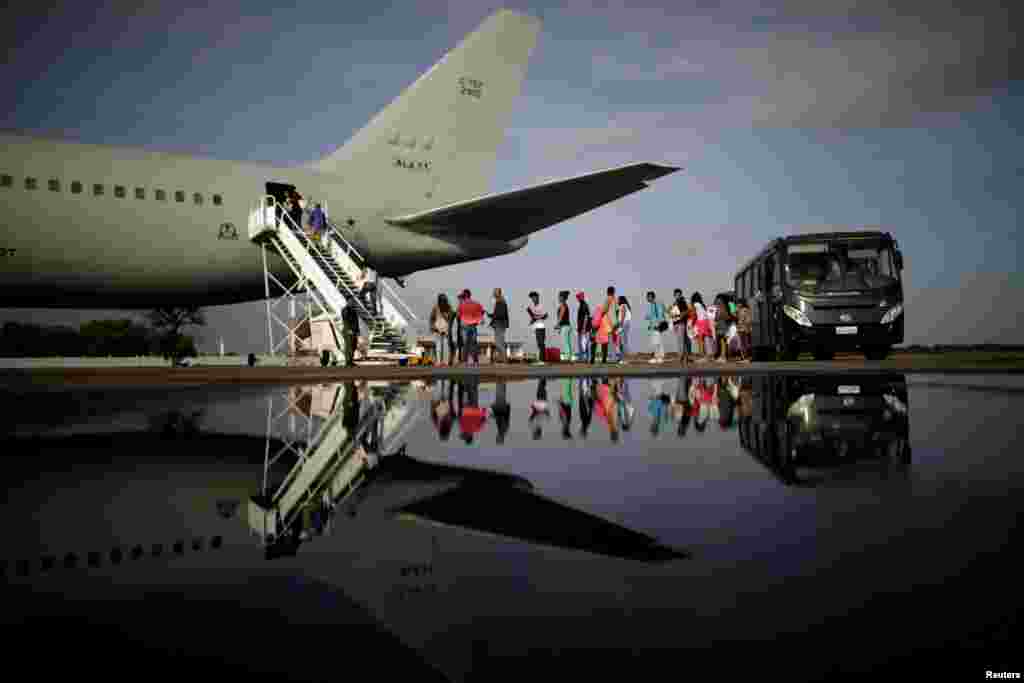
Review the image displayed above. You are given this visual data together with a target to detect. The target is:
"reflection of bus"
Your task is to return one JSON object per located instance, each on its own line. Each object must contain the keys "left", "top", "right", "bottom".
{"left": 737, "top": 374, "right": 911, "bottom": 486}
{"left": 733, "top": 231, "right": 905, "bottom": 361}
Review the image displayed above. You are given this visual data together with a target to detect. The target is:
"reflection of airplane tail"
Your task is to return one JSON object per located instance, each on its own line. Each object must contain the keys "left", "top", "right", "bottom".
{"left": 397, "top": 485, "right": 689, "bottom": 563}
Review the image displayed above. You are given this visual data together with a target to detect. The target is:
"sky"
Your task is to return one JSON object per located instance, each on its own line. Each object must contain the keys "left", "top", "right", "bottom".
{"left": 1, "top": 0, "right": 1021, "bottom": 350}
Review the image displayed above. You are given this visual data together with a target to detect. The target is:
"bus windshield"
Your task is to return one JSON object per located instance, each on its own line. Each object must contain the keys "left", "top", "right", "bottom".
{"left": 785, "top": 240, "right": 898, "bottom": 293}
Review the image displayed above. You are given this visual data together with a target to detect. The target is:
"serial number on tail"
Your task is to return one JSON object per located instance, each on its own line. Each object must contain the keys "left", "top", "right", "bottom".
{"left": 394, "top": 158, "right": 432, "bottom": 171}
{"left": 458, "top": 77, "right": 484, "bottom": 98}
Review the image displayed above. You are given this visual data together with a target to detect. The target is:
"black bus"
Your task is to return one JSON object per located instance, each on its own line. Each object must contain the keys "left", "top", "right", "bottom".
{"left": 733, "top": 231, "right": 905, "bottom": 361}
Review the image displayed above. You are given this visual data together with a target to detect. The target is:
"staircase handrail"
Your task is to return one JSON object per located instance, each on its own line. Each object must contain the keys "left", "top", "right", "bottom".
{"left": 259, "top": 196, "right": 378, "bottom": 327}
{"left": 380, "top": 279, "right": 419, "bottom": 323}
{"left": 322, "top": 219, "right": 366, "bottom": 269}
{"left": 314, "top": 202, "right": 416, "bottom": 325}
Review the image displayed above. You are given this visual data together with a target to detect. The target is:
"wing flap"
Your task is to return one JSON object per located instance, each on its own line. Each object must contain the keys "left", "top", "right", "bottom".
{"left": 385, "top": 162, "right": 680, "bottom": 240}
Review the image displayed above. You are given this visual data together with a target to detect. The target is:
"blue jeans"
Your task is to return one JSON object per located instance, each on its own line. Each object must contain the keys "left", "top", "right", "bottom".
{"left": 618, "top": 320, "right": 631, "bottom": 360}
{"left": 463, "top": 325, "right": 479, "bottom": 362}
{"left": 578, "top": 332, "right": 590, "bottom": 360}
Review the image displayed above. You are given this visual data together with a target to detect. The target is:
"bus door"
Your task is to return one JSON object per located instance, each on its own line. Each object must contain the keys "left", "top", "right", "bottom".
{"left": 753, "top": 256, "right": 776, "bottom": 349}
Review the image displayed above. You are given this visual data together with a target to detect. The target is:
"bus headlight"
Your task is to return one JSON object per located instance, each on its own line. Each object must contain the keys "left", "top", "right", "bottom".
{"left": 880, "top": 304, "right": 903, "bottom": 324}
{"left": 783, "top": 304, "right": 812, "bottom": 327}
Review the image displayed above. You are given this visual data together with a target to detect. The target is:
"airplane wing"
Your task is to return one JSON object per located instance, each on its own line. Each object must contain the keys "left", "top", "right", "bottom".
{"left": 394, "top": 483, "right": 689, "bottom": 562}
{"left": 385, "top": 162, "right": 681, "bottom": 240}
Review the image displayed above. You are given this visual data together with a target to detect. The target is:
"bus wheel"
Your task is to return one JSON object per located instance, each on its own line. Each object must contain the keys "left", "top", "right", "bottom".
{"left": 864, "top": 345, "right": 890, "bottom": 361}
{"left": 813, "top": 348, "right": 835, "bottom": 361}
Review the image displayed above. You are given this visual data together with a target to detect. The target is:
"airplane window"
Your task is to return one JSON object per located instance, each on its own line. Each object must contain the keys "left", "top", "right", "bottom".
{"left": 175, "top": 191, "right": 185, "bottom": 202}
{"left": 155, "top": 189, "right": 166, "bottom": 201}
{"left": 135, "top": 188, "right": 145, "bottom": 200}
{"left": 193, "top": 192, "right": 203, "bottom": 205}
{"left": 1, "top": 174, "right": 12, "bottom": 188}
{"left": 25, "top": 177, "right": 38, "bottom": 190}
{"left": 212, "top": 194, "right": 222, "bottom": 206}
{"left": 93, "top": 184, "right": 104, "bottom": 196}
{"left": 48, "top": 179, "right": 60, "bottom": 192}
{"left": 71, "top": 181, "right": 82, "bottom": 194}
{"left": 114, "top": 185, "right": 126, "bottom": 198}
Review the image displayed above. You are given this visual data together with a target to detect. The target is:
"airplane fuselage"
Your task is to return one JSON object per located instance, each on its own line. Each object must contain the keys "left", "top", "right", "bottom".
{"left": 0, "top": 133, "right": 525, "bottom": 307}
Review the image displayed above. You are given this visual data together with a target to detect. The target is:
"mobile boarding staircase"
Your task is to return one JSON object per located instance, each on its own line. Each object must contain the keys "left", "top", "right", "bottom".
{"left": 248, "top": 197, "right": 419, "bottom": 362}
{"left": 248, "top": 382, "right": 422, "bottom": 556}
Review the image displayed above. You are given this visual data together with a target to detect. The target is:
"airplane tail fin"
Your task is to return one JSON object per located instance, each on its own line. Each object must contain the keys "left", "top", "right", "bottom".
{"left": 309, "top": 10, "right": 540, "bottom": 209}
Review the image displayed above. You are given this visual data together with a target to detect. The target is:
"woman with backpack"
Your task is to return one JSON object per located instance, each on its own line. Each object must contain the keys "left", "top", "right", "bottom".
{"left": 429, "top": 293, "right": 453, "bottom": 365}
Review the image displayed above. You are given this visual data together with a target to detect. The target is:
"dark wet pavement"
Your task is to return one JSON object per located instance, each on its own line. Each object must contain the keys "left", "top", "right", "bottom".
{"left": 2, "top": 374, "right": 1020, "bottom": 681}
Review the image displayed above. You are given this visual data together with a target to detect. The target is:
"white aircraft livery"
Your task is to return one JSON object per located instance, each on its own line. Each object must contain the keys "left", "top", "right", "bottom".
{"left": 0, "top": 9, "right": 679, "bottom": 308}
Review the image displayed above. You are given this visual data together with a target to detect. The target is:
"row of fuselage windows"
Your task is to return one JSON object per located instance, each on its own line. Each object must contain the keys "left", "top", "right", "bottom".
{"left": 0, "top": 174, "right": 222, "bottom": 206}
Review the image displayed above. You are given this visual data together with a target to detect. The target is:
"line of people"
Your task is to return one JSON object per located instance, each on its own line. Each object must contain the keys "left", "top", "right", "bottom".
{"left": 429, "top": 289, "right": 501, "bottom": 366}
{"left": 429, "top": 375, "right": 749, "bottom": 444}
{"left": 428, "top": 286, "right": 755, "bottom": 365}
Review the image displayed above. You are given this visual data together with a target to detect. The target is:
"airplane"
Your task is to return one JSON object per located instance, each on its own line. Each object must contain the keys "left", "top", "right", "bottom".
{"left": 0, "top": 9, "right": 680, "bottom": 309}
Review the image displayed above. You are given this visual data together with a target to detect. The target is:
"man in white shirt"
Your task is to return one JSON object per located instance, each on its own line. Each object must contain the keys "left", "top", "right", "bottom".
{"left": 526, "top": 291, "right": 548, "bottom": 364}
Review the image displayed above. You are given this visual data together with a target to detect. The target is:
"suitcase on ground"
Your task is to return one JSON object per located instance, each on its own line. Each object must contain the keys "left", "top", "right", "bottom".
{"left": 545, "top": 347, "right": 561, "bottom": 362}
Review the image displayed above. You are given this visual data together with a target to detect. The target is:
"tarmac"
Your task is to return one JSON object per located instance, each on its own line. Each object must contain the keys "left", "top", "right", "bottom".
{"left": 3, "top": 353, "right": 1023, "bottom": 389}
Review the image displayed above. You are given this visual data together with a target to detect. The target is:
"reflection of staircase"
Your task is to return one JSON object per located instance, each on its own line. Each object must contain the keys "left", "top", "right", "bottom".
{"left": 248, "top": 384, "right": 420, "bottom": 549}
{"left": 248, "top": 197, "right": 416, "bottom": 356}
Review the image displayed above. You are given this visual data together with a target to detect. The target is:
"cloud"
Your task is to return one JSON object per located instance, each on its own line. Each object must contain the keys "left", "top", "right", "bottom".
{"left": 582, "top": 1, "right": 1018, "bottom": 128}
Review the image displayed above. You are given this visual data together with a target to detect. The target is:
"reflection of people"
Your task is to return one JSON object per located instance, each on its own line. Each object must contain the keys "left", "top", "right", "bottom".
{"left": 673, "top": 377, "right": 691, "bottom": 438}
{"left": 491, "top": 381, "right": 511, "bottom": 444}
{"left": 458, "top": 378, "right": 487, "bottom": 444}
{"left": 431, "top": 379, "right": 455, "bottom": 441}
{"left": 647, "top": 379, "right": 671, "bottom": 436}
{"left": 689, "top": 378, "right": 710, "bottom": 433}
{"left": 342, "top": 381, "right": 360, "bottom": 434}
{"left": 578, "top": 377, "right": 593, "bottom": 439}
{"left": 617, "top": 378, "right": 635, "bottom": 432}
{"left": 718, "top": 377, "right": 737, "bottom": 430}
{"left": 529, "top": 379, "right": 551, "bottom": 439}
{"left": 595, "top": 379, "right": 620, "bottom": 441}
{"left": 559, "top": 378, "right": 574, "bottom": 439}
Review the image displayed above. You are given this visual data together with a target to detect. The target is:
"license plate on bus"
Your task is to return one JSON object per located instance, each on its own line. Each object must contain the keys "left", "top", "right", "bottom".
{"left": 836, "top": 326, "right": 858, "bottom": 335}
{"left": 838, "top": 385, "right": 861, "bottom": 395}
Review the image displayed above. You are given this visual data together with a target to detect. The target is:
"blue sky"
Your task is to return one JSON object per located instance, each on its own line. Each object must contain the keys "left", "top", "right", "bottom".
{"left": 2, "top": 0, "right": 1021, "bottom": 349}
